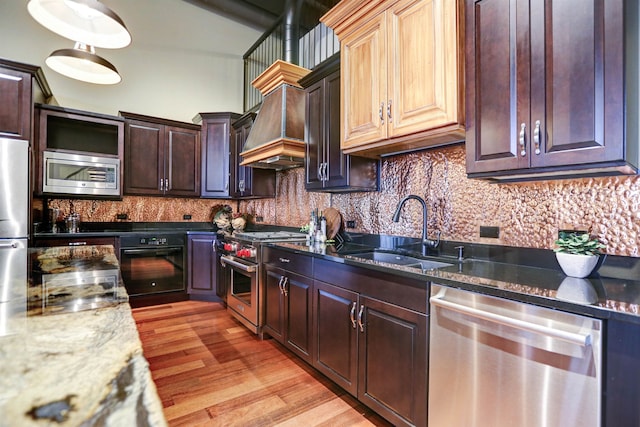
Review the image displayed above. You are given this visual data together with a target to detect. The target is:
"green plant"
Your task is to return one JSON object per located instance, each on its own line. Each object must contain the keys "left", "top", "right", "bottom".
{"left": 554, "top": 231, "right": 605, "bottom": 256}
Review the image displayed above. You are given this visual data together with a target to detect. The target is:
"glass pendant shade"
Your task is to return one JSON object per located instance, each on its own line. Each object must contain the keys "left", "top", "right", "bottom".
{"left": 28, "top": 0, "right": 131, "bottom": 49}
{"left": 46, "top": 42, "right": 122, "bottom": 84}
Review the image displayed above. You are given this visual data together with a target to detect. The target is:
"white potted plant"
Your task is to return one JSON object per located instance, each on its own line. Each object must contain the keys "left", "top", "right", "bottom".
{"left": 554, "top": 231, "right": 605, "bottom": 278}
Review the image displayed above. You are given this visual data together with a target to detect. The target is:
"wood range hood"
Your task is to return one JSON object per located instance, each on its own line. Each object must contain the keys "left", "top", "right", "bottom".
{"left": 240, "top": 60, "right": 311, "bottom": 170}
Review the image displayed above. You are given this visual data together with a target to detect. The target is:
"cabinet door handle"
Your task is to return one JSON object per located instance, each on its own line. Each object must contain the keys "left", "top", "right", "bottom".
{"left": 519, "top": 123, "right": 527, "bottom": 157}
{"left": 357, "top": 304, "right": 365, "bottom": 332}
{"left": 379, "top": 102, "right": 385, "bottom": 125}
{"left": 318, "top": 165, "right": 323, "bottom": 181}
{"left": 533, "top": 120, "right": 541, "bottom": 155}
{"left": 387, "top": 99, "right": 392, "bottom": 122}
{"left": 159, "top": 178, "right": 164, "bottom": 191}
{"left": 282, "top": 277, "right": 288, "bottom": 297}
{"left": 239, "top": 179, "right": 245, "bottom": 192}
{"left": 278, "top": 276, "right": 285, "bottom": 294}
{"left": 322, "top": 163, "right": 328, "bottom": 181}
{"left": 349, "top": 302, "right": 357, "bottom": 329}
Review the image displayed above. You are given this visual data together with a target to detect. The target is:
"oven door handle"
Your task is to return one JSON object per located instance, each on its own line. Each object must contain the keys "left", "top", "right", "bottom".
{"left": 122, "top": 248, "right": 182, "bottom": 256}
{"left": 220, "top": 255, "right": 257, "bottom": 273}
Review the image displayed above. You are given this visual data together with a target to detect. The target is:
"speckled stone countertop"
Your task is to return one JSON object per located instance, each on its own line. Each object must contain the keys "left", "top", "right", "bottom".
{"left": 270, "top": 241, "right": 640, "bottom": 325}
{"left": 0, "top": 245, "right": 166, "bottom": 427}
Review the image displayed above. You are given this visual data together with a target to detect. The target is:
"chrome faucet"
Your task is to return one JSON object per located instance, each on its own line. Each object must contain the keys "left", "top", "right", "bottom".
{"left": 392, "top": 195, "right": 440, "bottom": 256}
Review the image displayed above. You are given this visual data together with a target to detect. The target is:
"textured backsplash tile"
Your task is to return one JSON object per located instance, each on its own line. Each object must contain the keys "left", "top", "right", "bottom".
{"left": 41, "top": 143, "right": 640, "bottom": 257}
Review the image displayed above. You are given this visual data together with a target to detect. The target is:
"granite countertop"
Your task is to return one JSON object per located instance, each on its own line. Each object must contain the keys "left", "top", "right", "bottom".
{"left": 270, "top": 241, "right": 640, "bottom": 325}
{"left": 0, "top": 245, "right": 166, "bottom": 427}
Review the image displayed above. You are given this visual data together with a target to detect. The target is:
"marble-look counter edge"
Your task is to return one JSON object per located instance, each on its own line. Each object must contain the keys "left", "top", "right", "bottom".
{"left": 0, "top": 245, "right": 167, "bottom": 427}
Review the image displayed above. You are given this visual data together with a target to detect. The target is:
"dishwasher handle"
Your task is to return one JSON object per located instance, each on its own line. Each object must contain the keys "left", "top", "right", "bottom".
{"left": 430, "top": 292, "right": 592, "bottom": 347}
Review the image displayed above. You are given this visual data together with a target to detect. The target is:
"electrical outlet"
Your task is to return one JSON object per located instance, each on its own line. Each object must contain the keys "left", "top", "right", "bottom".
{"left": 183, "top": 214, "right": 192, "bottom": 220}
{"left": 255, "top": 216, "right": 264, "bottom": 222}
{"left": 116, "top": 213, "right": 128, "bottom": 220}
{"left": 480, "top": 226, "right": 500, "bottom": 238}
{"left": 346, "top": 220, "right": 356, "bottom": 229}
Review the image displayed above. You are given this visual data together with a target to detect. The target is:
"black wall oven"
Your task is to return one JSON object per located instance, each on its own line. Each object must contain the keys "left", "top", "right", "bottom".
{"left": 119, "top": 234, "right": 186, "bottom": 299}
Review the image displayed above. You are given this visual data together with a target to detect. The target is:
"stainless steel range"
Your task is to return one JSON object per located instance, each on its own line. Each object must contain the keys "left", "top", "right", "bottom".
{"left": 219, "top": 230, "right": 307, "bottom": 335}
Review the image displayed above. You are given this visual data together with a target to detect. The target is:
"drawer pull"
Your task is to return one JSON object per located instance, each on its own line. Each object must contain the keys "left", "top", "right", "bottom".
{"left": 278, "top": 257, "right": 290, "bottom": 263}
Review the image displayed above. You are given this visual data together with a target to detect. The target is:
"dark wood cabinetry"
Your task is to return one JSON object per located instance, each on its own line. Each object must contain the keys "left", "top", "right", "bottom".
{"left": 121, "top": 112, "right": 200, "bottom": 197}
{"left": 313, "top": 280, "right": 359, "bottom": 394}
{"left": 262, "top": 249, "right": 427, "bottom": 427}
{"left": 604, "top": 319, "right": 640, "bottom": 426}
{"left": 465, "top": 0, "right": 637, "bottom": 181}
{"left": 312, "top": 259, "right": 427, "bottom": 427}
{"left": 300, "top": 55, "right": 378, "bottom": 192}
{"left": 34, "top": 104, "right": 125, "bottom": 198}
{"left": 0, "top": 66, "right": 33, "bottom": 141}
{"left": 187, "top": 234, "right": 221, "bottom": 301}
{"left": 263, "top": 248, "right": 313, "bottom": 363}
{"left": 197, "top": 112, "right": 240, "bottom": 198}
{"left": 196, "top": 112, "right": 275, "bottom": 199}
{"left": 231, "top": 113, "right": 276, "bottom": 198}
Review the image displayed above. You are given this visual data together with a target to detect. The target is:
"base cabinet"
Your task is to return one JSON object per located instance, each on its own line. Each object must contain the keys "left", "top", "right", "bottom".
{"left": 263, "top": 250, "right": 313, "bottom": 363}
{"left": 312, "top": 260, "right": 428, "bottom": 427}
{"left": 313, "top": 280, "right": 359, "bottom": 395}
{"left": 187, "top": 234, "right": 220, "bottom": 300}
{"left": 263, "top": 250, "right": 427, "bottom": 427}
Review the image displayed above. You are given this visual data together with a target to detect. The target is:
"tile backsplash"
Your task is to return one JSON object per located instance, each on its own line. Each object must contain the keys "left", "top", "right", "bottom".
{"left": 41, "top": 143, "right": 640, "bottom": 257}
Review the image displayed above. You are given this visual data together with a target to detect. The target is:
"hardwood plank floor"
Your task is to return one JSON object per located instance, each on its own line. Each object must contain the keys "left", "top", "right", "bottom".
{"left": 132, "top": 300, "right": 393, "bottom": 426}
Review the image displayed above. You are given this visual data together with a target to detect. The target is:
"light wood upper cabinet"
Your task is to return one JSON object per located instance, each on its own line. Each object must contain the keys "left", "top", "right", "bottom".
{"left": 322, "top": 0, "right": 465, "bottom": 157}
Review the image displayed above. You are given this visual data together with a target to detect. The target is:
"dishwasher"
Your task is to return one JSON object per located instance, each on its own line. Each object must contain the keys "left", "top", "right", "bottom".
{"left": 428, "top": 284, "right": 602, "bottom": 427}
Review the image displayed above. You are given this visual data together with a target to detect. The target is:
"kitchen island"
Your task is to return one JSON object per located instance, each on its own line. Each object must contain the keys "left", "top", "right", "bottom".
{"left": 0, "top": 245, "right": 166, "bottom": 427}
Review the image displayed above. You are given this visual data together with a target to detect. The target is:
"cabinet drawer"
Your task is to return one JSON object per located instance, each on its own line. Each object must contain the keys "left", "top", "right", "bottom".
{"left": 264, "top": 247, "right": 312, "bottom": 277}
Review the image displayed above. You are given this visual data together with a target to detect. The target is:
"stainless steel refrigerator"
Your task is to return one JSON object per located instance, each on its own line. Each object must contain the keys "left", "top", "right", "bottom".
{"left": 0, "top": 137, "right": 28, "bottom": 335}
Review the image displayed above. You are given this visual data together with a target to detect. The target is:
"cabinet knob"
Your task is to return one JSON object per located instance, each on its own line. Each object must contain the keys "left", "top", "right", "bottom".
{"left": 519, "top": 123, "right": 527, "bottom": 157}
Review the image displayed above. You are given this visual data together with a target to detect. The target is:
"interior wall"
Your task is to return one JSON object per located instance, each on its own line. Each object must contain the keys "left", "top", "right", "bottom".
{"left": 0, "top": 0, "right": 260, "bottom": 122}
{"left": 240, "top": 145, "right": 640, "bottom": 257}
{"left": 44, "top": 144, "right": 640, "bottom": 257}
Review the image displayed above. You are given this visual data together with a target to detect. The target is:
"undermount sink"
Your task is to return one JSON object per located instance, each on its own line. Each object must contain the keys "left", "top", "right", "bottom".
{"left": 347, "top": 251, "right": 452, "bottom": 270}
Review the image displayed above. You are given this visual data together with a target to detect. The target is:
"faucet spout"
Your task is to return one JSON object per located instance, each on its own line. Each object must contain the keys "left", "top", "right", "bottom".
{"left": 392, "top": 195, "right": 440, "bottom": 255}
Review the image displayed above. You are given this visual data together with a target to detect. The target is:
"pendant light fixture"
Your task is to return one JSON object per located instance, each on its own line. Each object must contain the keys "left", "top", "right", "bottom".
{"left": 45, "top": 42, "right": 122, "bottom": 85}
{"left": 28, "top": 0, "right": 131, "bottom": 49}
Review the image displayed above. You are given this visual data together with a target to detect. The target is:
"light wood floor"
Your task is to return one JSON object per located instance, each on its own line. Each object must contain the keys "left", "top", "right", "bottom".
{"left": 132, "top": 300, "right": 392, "bottom": 426}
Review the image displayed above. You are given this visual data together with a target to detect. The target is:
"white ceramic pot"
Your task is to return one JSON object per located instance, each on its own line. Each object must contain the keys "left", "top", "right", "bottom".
{"left": 555, "top": 252, "right": 599, "bottom": 278}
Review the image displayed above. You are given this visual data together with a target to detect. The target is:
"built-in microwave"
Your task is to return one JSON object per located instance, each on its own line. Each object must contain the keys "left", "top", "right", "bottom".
{"left": 42, "top": 150, "right": 120, "bottom": 197}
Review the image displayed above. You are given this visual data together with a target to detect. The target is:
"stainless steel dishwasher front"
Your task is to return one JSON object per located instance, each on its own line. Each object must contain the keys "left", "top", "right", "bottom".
{"left": 428, "top": 284, "right": 602, "bottom": 427}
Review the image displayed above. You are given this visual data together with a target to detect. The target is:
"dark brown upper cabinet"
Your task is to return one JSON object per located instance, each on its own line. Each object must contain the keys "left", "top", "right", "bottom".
{"left": 299, "top": 54, "right": 379, "bottom": 192}
{"left": 465, "top": 0, "right": 638, "bottom": 181}
{"left": 121, "top": 112, "right": 200, "bottom": 197}
{"left": 197, "top": 112, "right": 240, "bottom": 198}
{"left": 196, "top": 112, "right": 275, "bottom": 199}
{"left": 0, "top": 66, "right": 33, "bottom": 141}
{"left": 231, "top": 113, "right": 276, "bottom": 198}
